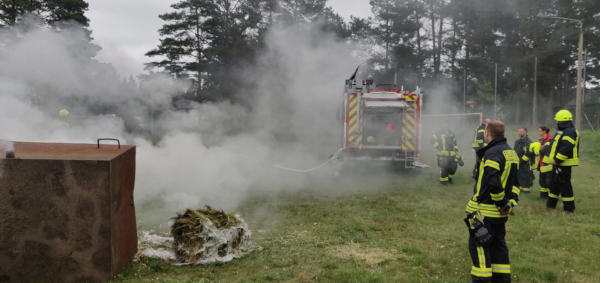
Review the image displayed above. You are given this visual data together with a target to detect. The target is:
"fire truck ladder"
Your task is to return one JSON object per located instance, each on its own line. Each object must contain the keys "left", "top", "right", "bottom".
{"left": 404, "top": 100, "right": 417, "bottom": 169}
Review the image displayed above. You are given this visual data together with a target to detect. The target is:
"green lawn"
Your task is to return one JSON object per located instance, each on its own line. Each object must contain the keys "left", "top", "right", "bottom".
{"left": 114, "top": 132, "right": 600, "bottom": 283}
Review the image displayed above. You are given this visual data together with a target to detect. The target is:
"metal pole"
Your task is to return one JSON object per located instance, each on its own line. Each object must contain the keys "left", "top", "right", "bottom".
{"left": 575, "top": 24, "right": 583, "bottom": 130}
{"left": 533, "top": 57, "right": 538, "bottom": 127}
{"left": 494, "top": 63, "right": 498, "bottom": 120}
{"left": 464, "top": 68, "right": 466, "bottom": 114}
{"left": 582, "top": 49, "right": 587, "bottom": 105}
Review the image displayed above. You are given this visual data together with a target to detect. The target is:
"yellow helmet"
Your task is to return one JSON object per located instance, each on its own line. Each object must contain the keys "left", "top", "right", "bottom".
{"left": 59, "top": 109, "right": 69, "bottom": 117}
{"left": 366, "top": 136, "right": 375, "bottom": 144}
{"left": 554, "top": 110, "right": 572, "bottom": 121}
{"left": 530, "top": 142, "right": 541, "bottom": 153}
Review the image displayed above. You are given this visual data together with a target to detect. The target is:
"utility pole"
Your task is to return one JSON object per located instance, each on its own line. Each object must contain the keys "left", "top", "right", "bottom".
{"left": 464, "top": 69, "right": 467, "bottom": 127}
{"left": 583, "top": 49, "right": 587, "bottom": 105}
{"left": 494, "top": 63, "right": 498, "bottom": 120}
{"left": 576, "top": 23, "right": 583, "bottom": 130}
{"left": 537, "top": 13, "right": 583, "bottom": 129}
{"left": 463, "top": 69, "right": 466, "bottom": 114}
{"left": 533, "top": 57, "right": 538, "bottom": 127}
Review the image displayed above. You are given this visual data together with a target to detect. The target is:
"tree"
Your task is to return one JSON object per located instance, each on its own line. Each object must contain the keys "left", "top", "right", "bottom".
{"left": 278, "top": 0, "right": 326, "bottom": 24}
{"left": 0, "top": 0, "right": 89, "bottom": 28}
{"left": 145, "top": 0, "right": 216, "bottom": 99}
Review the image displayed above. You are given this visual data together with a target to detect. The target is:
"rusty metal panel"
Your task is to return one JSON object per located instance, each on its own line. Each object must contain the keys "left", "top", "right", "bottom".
{"left": 0, "top": 141, "right": 137, "bottom": 283}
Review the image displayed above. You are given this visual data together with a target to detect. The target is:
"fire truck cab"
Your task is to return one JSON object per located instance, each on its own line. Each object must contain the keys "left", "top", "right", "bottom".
{"left": 339, "top": 76, "right": 428, "bottom": 170}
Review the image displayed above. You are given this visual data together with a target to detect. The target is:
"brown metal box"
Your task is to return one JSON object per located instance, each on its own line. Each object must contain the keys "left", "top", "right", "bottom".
{"left": 0, "top": 141, "right": 137, "bottom": 283}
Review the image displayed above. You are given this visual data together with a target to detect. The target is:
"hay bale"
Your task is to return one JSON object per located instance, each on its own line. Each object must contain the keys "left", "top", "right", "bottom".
{"left": 171, "top": 206, "right": 251, "bottom": 264}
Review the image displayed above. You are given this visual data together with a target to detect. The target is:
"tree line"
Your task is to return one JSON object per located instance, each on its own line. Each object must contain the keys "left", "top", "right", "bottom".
{"left": 2, "top": 0, "right": 600, "bottom": 126}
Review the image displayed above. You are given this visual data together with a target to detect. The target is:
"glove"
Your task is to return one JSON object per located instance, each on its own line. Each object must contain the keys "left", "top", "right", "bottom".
{"left": 555, "top": 167, "right": 566, "bottom": 183}
{"left": 500, "top": 199, "right": 518, "bottom": 215}
{"left": 464, "top": 213, "right": 492, "bottom": 247}
{"left": 456, "top": 155, "right": 465, "bottom": 166}
{"left": 531, "top": 163, "right": 538, "bottom": 170}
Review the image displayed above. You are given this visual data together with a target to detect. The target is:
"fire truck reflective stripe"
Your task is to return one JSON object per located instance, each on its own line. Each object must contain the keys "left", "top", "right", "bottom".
{"left": 406, "top": 117, "right": 416, "bottom": 128}
{"left": 356, "top": 136, "right": 362, "bottom": 142}
{"left": 349, "top": 97, "right": 357, "bottom": 108}
{"left": 402, "top": 94, "right": 418, "bottom": 151}
{"left": 349, "top": 136, "right": 355, "bottom": 141}
{"left": 349, "top": 124, "right": 357, "bottom": 133}
{"left": 349, "top": 115, "right": 358, "bottom": 125}
{"left": 349, "top": 107, "right": 357, "bottom": 117}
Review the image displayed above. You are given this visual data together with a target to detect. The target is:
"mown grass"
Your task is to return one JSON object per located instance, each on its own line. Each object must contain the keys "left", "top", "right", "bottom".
{"left": 114, "top": 131, "right": 600, "bottom": 283}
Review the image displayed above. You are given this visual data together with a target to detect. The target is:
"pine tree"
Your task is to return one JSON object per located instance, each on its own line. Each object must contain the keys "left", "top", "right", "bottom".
{"left": 0, "top": 0, "right": 89, "bottom": 28}
{"left": 145, "top": 0, "right": 216, "bottom": 99}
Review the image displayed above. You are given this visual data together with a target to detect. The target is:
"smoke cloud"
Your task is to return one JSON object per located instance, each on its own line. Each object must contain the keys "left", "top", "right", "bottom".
{"left": 0, "top": 21, "right": 369, "bottom": 230}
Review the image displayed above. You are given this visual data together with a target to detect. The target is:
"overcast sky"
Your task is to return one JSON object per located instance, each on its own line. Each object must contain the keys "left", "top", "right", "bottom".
{"left": 86, "top": 0, "right": 373, "bottom": 78}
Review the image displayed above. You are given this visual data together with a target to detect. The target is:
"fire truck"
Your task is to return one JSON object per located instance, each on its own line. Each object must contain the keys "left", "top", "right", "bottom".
{"left": 337, "top": 69, "right": 429, "bottom": 170}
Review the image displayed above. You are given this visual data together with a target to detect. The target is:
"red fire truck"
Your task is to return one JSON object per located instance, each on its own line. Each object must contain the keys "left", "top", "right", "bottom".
{"left": 338, "top": 70, "right": 428, "bottom": 170}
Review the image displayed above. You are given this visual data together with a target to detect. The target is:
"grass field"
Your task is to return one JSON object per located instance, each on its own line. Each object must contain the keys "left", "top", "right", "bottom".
{"left": 114, "top": 131, "right": 600, "bottom": 283}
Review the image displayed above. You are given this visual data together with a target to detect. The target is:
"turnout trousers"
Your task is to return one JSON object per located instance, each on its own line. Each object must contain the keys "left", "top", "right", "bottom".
{"left": 517, "top": 162, "right": 533, "bottom": 192}
{"left": 547, "top": 166, "right": 575, "bottom": 212}
{"left": 469, "top": 218, "right": 511, "bottom": 283}
{"left": 438, "top": 155, "right": 458, "bottom": 184}
{"left": 538, "top": 172, "right": 550, "bottom": 199}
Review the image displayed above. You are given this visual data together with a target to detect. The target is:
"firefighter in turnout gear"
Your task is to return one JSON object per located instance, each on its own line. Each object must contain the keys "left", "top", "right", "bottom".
{"left": 431, "top": 122, "right": 459, "bottom": 185}
{"left": 465, "top": 120, "right": 519, "bottom": 283}
{"left": 546, "top": 110, "right": 580, "bottom": 213}
{"left": 534, "top": 126, "right": 553, "bottom": 198}
{"left": 514, "top": 128, "right": 534, "bottom": 193}
{"left": 472, "top": 119, "right": 491, "bottom": 180}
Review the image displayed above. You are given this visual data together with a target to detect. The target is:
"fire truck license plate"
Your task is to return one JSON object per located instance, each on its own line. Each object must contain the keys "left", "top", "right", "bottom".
{"left": 348, "top": 141, "right": 360, "bottom": 149}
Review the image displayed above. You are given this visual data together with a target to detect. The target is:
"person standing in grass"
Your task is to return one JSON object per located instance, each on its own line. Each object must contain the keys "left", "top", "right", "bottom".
{"left": 430, "top": 122, "right": 459, "bottom": 185}
{"left": 535, "top": 126, "right": 553, "bottom": 198}
{"left": 472, "top": 119, "right": 491, "bottom": 180}
{"left": 465, "top": 120, "right": 519, "bottom": 283}
{"left": 514, "top": 128, "right": 534, "bottom": 194}
{"left": 545, "top": 110, "right": 580, "bottom": 213}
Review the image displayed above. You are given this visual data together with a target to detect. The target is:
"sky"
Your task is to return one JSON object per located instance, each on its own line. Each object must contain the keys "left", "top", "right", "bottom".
{"left": 86, "top": 0, "right": 373, "bottom": 78}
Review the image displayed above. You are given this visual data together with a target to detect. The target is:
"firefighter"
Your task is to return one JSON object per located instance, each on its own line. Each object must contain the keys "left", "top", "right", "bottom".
{"left": 546, "top": 110, "right": 579, "bottom": 213}
{"left": 465, "top": 120, "right": 519, "bottom": 283}
{"left": 430, "top": 122, "right": 459, "bottom": 185}
{"left": 535, "top": 126, "right": 553, "bottom": 198}
{"left": 472, "top": 119, "right": 491, "bottom": 180}
{"left": 514, "top": 127, "right": 534, "bottom": 193}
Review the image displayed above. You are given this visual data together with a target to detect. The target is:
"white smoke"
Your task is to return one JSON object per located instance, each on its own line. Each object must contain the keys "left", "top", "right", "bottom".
{"left": 0, "top": 22, "right": 365, "bottom": 230}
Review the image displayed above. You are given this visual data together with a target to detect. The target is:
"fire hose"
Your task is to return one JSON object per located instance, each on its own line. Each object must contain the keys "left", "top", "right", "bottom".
{"left": 253, "top": 148, "right": 345, "bottom": 173}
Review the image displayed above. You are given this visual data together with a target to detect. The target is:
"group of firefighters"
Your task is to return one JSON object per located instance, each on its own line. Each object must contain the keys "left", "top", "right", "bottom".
{"left": 430, "top": 109, "right": 581, "bottom": 283}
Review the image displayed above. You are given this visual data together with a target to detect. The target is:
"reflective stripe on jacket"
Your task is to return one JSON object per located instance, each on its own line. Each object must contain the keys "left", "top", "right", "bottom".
{"left": 548, "top": 122, "right": 579, "bottom": 167}
{"left": 466, "top": 137, "right": 520, "bottom": 218}
{"left": 431, "top": 129, "right": 458, "bottom": 156}
{"left": 472, "top": 124, "right": 487, "bottom": 150}
{"left": 538, "top": 133, "right": 552, "bottom": 170}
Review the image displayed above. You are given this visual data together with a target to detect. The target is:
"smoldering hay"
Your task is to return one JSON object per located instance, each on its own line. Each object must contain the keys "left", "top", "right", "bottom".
{"left": 138, "top": 207, "right": 256, "bottom": 264}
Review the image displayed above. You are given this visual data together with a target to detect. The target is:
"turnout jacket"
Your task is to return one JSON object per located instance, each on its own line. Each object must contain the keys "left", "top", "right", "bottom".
{"left": 514, "top": 136, "right": 534, "bottom": 166}
{"left": 430, "top": 129, "right": 458, "bottom": 156}
{"left": 472, "top": 124, "right": 487, "bottom": 150}
{"left": 548, "top": 121, "right": 580, "bottom": 167}
{"left": 538, "top": 133, "right": 553, "bottom": 171}
{"left": 466, "top": 137, "right": 520, "bottom": 218}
